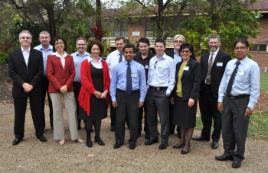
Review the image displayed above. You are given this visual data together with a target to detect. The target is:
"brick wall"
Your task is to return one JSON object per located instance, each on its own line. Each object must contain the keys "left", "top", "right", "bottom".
{"left": 250, "top": 51, "right": 268, "bottom": 72}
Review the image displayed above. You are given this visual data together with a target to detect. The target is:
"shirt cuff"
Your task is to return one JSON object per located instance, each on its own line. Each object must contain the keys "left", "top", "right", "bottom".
{"left": 247, "top": 102, "right": 255, "bottom": 110}
{"left": 111, "top": 96, "right": 116, "bottom": 102}
{"left": 166, "top": 89, "right": 171, "bottom": 96}
{"left": 218, "top": 96, "right": 223, "bottom": 103}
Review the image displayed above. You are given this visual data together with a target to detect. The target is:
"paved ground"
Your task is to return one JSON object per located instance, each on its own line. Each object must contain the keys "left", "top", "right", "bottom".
{"left": 1, "top": 104, "right": 268, "bottom": 173}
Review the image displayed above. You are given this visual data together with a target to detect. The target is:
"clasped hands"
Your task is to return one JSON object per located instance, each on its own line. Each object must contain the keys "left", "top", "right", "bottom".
{"left": 93, "top": 90, "right": 108, "bottom": 99}
{"left": 22, "top": 83, "right": 33, "bottom": 93}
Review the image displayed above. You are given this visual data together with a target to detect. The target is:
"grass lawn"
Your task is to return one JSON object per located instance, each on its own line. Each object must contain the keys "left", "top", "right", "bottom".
{"left": 261, "top": 72, "right": 268, "bottom": 92}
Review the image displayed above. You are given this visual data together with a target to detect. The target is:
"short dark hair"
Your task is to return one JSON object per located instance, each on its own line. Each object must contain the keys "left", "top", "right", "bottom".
{"left": 76, "top": 36, "right": 87, "bottom": 43}
{"left": 155, "top": 38, "right": 166, "bottom": 47}
{"left": 179, "top": 43, "right": 196, "bottom": 60}
{"left": 123, "top": 43, "right": 135, "bottom": 53}
{"left": 137, "top": 37, "right": 150, "bottom": 47}
{"left": 234, "top": 38, "right": 249, "bottom": 48}
{"left": 54, "top": 36, "right": 66, "bottom": 51}
{"left": 115, "top": 36, "right": 126, "bottom": 43}
{"left": 87, "top": 40, "right": 104, "bottom": 54}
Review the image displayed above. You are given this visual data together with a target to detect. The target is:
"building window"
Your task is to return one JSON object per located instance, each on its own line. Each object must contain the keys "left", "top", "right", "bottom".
{"left": 251, "top": 44, "right": 267, "bottom": 52}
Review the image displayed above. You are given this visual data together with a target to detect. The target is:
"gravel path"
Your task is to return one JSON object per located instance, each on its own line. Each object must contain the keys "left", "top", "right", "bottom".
{"left": 1, "top": 104, "right": 268, "bottom": 173}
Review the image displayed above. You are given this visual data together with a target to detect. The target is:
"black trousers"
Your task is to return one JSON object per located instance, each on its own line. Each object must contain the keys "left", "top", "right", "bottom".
{"left": 73, "top": 82, "right": 84, "bottom": 128}
{"left": 109, "top": 95, "right": 116, "bottom": 129}
{"left": 146, "top": 88, "right": 169, "bottom": 144}
{"left": 222, "top": 96, "right": 250, "bottom": 159}
{"left": 13, "top": 95, "right": 44, "bottom": 139}
{"left": 199, "top": 84, "right": 222, "bottom": 141}
{"left": 85, "top": 119, "right": 101, "bottom": 138}
{"left": 138, "top": 97, "right": 149, "bottom": 138}
{"left": 41, "top": 76, "right": 53, "bottom": 129}
{"left": 115, "top": 90, "right": 139, "bottom": 144}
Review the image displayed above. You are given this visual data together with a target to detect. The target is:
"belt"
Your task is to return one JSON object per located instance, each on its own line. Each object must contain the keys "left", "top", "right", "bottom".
{"left": 116, "top": 89, "right": 139, "bottom": 93}
{"left": 149, "top": 86, "right": 167, "bottom": 91}
{"left": 226, "top": 94, "right": 249, "bottom": 99}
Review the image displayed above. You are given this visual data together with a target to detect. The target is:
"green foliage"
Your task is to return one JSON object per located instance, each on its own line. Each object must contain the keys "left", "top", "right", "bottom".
{"left": 261, "top": 72, "right": 268, "bottom": 92}
{"left": 0, "top": 52, "right": 8, "bottom": 64}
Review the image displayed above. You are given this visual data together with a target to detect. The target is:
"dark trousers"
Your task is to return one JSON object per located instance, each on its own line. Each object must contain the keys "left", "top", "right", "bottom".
{"left": 115, "top": 90, "right": 139, "bottom": 144}
{"left": 169, "top": 101, "right": 180, "bottom": 136}
{"left": 73, "top": 82, "right": 84, "bottom": 128}
{"left": 138, "top": 97, "right": 149, "bottom": 138}
{"left": 41, "top": 76, "right": 53, "bottom": 129}
{"left": 109, "top": 96, "right": 116, "bottom": 129}
{"left": 146, "top": 88, "right": 169, "bottom": 144}
{"left": 222, "top": 96, "right": 250, "bottom": 159}
{"left": 13, "top": 95, "right": 44, "bottom": 139}
{"left": 199, "top": 84, "right": 222, "bottom": 141}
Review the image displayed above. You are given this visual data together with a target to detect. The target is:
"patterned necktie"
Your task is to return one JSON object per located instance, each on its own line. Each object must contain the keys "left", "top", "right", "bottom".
{"left": 119, "top": 52, "right": 123, "bottom": 63}
{"left": 226, "top": 61, "right": 240, "bottom": 96}
{"left": 205, "top": 52, "right": 214, "bottom": 84}
{"left": 126, "top": 61, "right": 132, "bottom": 94}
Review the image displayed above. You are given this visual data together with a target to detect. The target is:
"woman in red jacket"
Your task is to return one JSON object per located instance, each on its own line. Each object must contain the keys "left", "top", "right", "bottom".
{"left": 47, "top": 37, "right": 83, "bottom": 145}
{"left": 78, "top": 40, "right": 110, "bottom": 147}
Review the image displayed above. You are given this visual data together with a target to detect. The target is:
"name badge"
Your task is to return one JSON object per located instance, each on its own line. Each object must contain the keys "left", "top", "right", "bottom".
{"left": 184, "top": 66, "right": 189, "bottom": 71}
{"left": 131, "top": 73, "right": 137, "bottom": 78}
{"left": 145, "top": 65, "right": 149, "bottom": 69}
{"left": 217, "top": 62, "right": 223, "bottom": 67}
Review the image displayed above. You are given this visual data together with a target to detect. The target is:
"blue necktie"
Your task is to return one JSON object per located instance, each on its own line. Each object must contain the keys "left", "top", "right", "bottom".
{"left": 119, "top": 53, "right": 122, "bottom": 63}
{"left": 226, "top": 61, "right": 240, "bottom": 96}
{"left": 126, "top": 61, "right": 132, "bottom": 94}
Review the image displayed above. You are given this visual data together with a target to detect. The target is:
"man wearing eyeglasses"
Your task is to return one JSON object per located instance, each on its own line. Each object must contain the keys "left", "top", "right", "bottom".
{"left": 146, "top": 38, "right": 175, "bottom": 150}
{"left": 34, "top": 31, "right": 54, "bottom": 130}
{"left": 8, "top": 30, "right": 47, "bottom": 145}
{"left": 166, "top": 34, "right": 185, "bottom": 137}
{"left": 71, "top": 37, "right": 90, "bottom": 130}
{"left": 193, "top": 34, "right": 231, "bottom": 150}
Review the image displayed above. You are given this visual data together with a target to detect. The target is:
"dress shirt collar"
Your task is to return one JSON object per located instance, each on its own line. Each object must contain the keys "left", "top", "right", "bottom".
{"left": 52, "top": 52, "right": 68, "bottom": 59}
{"left": 21, "top": 47, "right": 30, "bottom": 52}
{"left": 236, "top": 56, "right": 248, "bottom": 65}
{"left": 174, "top": 49, "right": 180, "bottom": 56}
{"left": 155, "top": 53, "right": 168, "bottom": 60}
{"left": 40, "top": 44, "right": 53, "bottom": 51}
{"left": 210, "top": 48, "right": 219, "bottom": 56}
{"left": 75, "top": 51, "right": 90, "bottom": 57}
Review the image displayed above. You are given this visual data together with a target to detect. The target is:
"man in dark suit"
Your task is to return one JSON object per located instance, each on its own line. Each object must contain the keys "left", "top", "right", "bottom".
{"left": 8, "top": 30, "right": 47, "bottom": 145}
{"left": 193, "top": 34, "right": 231, "bottom": 149}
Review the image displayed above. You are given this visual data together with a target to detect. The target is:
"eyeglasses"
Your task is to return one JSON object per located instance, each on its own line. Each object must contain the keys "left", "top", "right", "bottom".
{"left": 20, "top": 36, "right": 31, "bottom": 39}
{"left": 235, "top": 47, "right": 247, "bottom": 50}
{"left": 174, "top": 40, "right": 183, "bottom": 43}
{"left": 181, "top": 50, "right": 190, "bottom": 53}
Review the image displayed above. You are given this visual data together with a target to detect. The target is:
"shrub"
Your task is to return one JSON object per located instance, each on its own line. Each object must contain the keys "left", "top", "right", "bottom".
{"left": 0, "top": 52, "right": 8, "bottom": 64}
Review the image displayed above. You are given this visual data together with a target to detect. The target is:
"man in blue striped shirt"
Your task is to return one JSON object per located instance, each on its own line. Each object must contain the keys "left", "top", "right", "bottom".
{"left": 216, "top": 39, "right": 260, "bottom": 168}
{"left": 110, "top": 44, "right": 146, "bottom": 150}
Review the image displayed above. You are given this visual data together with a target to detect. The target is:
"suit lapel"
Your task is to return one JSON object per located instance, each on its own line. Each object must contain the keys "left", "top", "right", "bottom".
{"left": 28, "top": 49, "right": 35, "bottom": 68}
{"left": 212, "top": 50, "right": 222, "bottom": 70}
{"left": 18, "top": 49, "right": 28, "bottom": 69}
{"left": 181, "top": 59, "right": 191, "bottom": 81}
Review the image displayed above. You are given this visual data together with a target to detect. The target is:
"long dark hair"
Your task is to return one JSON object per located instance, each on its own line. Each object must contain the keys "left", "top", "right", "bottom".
{"left": 179, "top": 43, "right": 196, "bottom": 60}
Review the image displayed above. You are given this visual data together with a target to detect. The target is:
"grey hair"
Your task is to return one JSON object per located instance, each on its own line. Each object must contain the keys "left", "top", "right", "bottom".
{"left": 174, "top": 34, "right": 185, "bottom": 42}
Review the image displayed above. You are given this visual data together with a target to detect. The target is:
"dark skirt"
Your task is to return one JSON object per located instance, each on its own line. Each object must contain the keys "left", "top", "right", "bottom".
{"left": 173, "top": 96, "right": 197, "bottom": 128}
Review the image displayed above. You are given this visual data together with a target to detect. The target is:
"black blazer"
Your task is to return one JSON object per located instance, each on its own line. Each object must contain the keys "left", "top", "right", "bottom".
{"left": 172, "top": 58, "right": 201, "bottom": 100}
{"left": 8, "top": 48, "right": 43, "bottom": 98}
{"left": 200, "top": 50, "right": 231, "bottom": 97}
{"left": 165, "top": 49, "right": 175, "bottom": 58}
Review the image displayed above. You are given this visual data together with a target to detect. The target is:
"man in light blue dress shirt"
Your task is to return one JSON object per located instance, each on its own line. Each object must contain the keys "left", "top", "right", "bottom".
{"left": 110, "top": 44, "right": 146, "bottom": 150}
{"left": 216, "top": 39, "right": 260, "bottom": 168}
{"left": 71, "top": 37, "right": 90, "bottom": 129}
{"left": 146, "top": 38, "right": 176, "bottom": 150}
{"left": 106, "top": 37, "right": 126, "bottom": 131}
{"left": 34, "top": 31, "right": 54, "bottom": 130}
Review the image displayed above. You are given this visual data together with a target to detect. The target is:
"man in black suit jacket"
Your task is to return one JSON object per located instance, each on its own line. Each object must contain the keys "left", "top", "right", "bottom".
{"left": 193, "top": 34, "right": 231, "bottom": 149}
{"left": 8, "top": 30, "right": 47, "bottom": 145}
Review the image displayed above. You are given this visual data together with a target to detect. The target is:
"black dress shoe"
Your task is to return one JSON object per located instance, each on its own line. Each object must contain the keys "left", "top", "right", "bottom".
{"left": 86, "top": 137, "right": 92, "bottom": 148}
{"left": 215, "top": 153, "right": 233, "bottom": 161}
{"left": 37, "top": 135, "right": 47, "bottom": 142}
{"left": 129, "top": 142, "right": 136, "bottom": 150}
{"left": 211, "top": 141, "right": 219, "bottom": 149}
{"left": 159, "top": 143, "right": 168, "bottom": 150}
{"left": 12, "top": 138, "right": 22, "bottom": 145}
{"left": 232, "top": 157, "right": 242, "bottom": 168}
{"left": 95, "top": 137, "right": 105, "bottom": 146}
{"left": 192, "top": 136, "right": 210, "bottom": 141}
{"left": 113, "top": 143, "right": 123, "bottom": 149}
{"left": 144, "top": 138, "right": 158, "bottom": 145}
{"left": 173, "top": 143, "right": 184, "bottom": 149}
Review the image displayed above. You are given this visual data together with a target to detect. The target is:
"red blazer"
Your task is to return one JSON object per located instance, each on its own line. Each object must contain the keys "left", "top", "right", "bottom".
{"left": 78, "top": 59, "right": 110, "bottom": 116}
{"left": 47, "top": 54, "right": 75, "bottom": 93}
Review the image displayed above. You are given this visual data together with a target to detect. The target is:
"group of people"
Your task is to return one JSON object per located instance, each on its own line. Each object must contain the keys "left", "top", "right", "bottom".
{"left": 8, "top": 29, "right": 260, "bottom": 169}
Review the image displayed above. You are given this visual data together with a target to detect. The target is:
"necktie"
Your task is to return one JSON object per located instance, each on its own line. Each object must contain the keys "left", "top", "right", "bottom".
{"left": 226, "top": 61, "right": 240, "bottom": 96}
{"left": 119, "top": 53, "right": 123, "bottom": 63}
{"left": 205, "top": 52, "right": 214, "bottom": 84}
{"left": 126, "top": 61, "right": 132, "bottom": 94}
